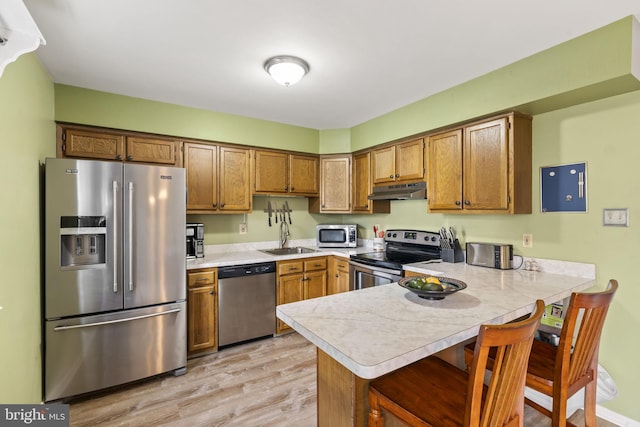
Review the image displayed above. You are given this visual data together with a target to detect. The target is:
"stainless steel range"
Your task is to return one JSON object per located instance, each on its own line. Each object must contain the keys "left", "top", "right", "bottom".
{"left": 349, "top": 229, "right": 442, "bottom": 290}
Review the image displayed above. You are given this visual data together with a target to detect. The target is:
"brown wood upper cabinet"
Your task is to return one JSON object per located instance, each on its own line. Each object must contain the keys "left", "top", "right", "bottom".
{"left": 372, "top": 138, "right": 425, "bottom": 184}
{"left": 309, "top": 155, "right": 351, "bottom": 213}
{"left": 184, "top": 142, "right": 252, "bottom": 213}
{"left": 57, "top": 124, "right": 181, "bottom": 166}
{"left": 254, "top": 149, "right": 319, "bottom": 196}
{"left": 351, "top": 151, "right": 391, "bottom": 214}
{"left": 426, "top": 112, "right": 532, "bottom": 214}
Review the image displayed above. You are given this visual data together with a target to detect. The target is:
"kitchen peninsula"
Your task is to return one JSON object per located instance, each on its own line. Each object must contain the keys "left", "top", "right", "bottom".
{"left": 277, "top": 261, "right": 596, "bottom": 426}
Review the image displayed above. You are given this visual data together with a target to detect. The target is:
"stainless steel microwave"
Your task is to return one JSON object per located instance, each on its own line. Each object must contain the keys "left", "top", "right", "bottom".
{"left": 316, "top": 224, "right": 357, "bottom": 248}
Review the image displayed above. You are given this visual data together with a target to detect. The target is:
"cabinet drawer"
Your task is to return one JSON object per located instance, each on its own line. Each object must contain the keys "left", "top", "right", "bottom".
{"left": 278, "top": 261, "right": 304, "bottom": 275}
{"left": 304, "top": 257, "right": 327, "bottom": 272}
{"left": 187, "top": 270, "right": 216, "bottom": 288}
{"left": 335, "top": 258, "right": 349, "bottom": 271}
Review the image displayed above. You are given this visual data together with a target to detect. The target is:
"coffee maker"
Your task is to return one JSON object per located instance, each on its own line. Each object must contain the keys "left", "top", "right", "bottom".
{"left": 186, "top": 223, "right": 204, "bottom": 258}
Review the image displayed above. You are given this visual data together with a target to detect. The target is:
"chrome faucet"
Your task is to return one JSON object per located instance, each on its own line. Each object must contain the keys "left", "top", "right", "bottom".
{"left": 278, "top": 207, "right": 290, "bottom": 248}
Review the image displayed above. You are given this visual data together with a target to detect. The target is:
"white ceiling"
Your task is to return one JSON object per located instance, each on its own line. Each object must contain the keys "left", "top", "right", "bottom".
{"left": 24, "top": 0, "right": 640, "bottom": 130}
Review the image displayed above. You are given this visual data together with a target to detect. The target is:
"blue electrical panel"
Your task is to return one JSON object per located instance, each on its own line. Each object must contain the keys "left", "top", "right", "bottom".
{"left": 540, "top": 162, "right": 587, "bottom": 213}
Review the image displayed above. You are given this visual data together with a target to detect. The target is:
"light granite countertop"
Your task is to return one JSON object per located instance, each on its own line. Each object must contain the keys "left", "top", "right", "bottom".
{"left": 186, "top": 239, "right": 375, "bottom": 270}
{"left": 276, "top": 260, "right": 596, "bottom": 379}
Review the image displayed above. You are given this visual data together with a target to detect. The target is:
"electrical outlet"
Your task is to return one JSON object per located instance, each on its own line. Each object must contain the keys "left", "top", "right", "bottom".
{"left": 603, "top": 208, "right": 629, "bottom": 226}
{"left": 522, "top": 233, "right": 533, "bottom": 248}
{"left": 239, "top": 223, "right": 247, "bottom": 234}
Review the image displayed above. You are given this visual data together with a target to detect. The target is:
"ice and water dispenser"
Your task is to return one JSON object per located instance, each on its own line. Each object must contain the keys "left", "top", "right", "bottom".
{"left": 60, "top": 216, "right": 107, "bottom": 269}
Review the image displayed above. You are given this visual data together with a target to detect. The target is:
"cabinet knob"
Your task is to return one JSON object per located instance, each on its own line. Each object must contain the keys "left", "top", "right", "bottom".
{"left": 284, "top": 186, "right": 288, "bottom": 191}
{"left": 116, "top": 154, "right": 122, "bottom": 160}
{"left": 464, "top": 200, "right": 470, "bottom": 205}
{"left": 126, "top": 155, "right": 133, "bottom": 161}
{"left": 335, "top": 274, "right": 339, "bottom": 278}
{"left": 290, "top": 187, "right": 294, "bottom": 191}
{"left": 395, "top": 174, "right": 400, "bottom": 178}
{"left": 455, "top": 201, "right": 461, "bottom": 206}
{"left": 365, "top": 204, "right": 369, "bottom": 208}
{"left": 220, "top": 203, "right": 225, "bottom": 208}
{"left": 209, "top": 290, "right": 215, "bottom": 295}
{"left": 389, "top": 175, "right": 394, "bottom": 179}
{"left": 212, "top": 203, "right": 217, "bottom": 208}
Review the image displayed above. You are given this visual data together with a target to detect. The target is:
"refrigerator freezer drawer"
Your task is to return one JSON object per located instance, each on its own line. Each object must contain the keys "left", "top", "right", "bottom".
{"left": 44, "top": 302, "right": 186, "bottom": 402}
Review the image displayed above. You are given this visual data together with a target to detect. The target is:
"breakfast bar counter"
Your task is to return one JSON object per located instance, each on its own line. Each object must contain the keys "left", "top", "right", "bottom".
{"left": 276, "top": 261, "right": 596, "bottom": 426}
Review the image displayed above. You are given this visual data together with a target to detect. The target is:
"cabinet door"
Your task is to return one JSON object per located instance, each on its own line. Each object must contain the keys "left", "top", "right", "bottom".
{"left": 184, "top": 143, "right": 218, "bottom": 211}
{"left": 277, "top": 274, "right": 304, "bottom": 333}
{"left": 328, "top": 256, "right": 350, "bottom": 295}
{"left": 304, "top": 270, "right": 327, "bottom": 300}
{"left": 219, "top": 146, "right": 251, "bottom": 211}
{"left": 427, "top": 129, "right": 463, "bottom": 211}
{"left": 290, "top": 154, "right": 319, "bottom": 195}
{"left": 352, "top": 152, "right": 372, "bottom": 212}
{"left": 464, "top": 118, "right": 509, "bottom": 210}
{"left": 187, "top": 269, "right": 217, "bottom": 355}
{"left": 395, "top": 139, "right": 424, "bottom": 181}
{"left": 187, "top": 285, "right": 217, "bottom": 353}
{"left": 319, "top": 156, "right": 351, "bottom": 212}
{"left": 254, "top": 150, "right": 288, "bottom": 194}
{"left": 371, "top": 146, "right": 396, "bottom": 184}
{"left": 126, "top": 137, "right": 178, "bottom": 165}
{"left": 335, "top": 266, "right": 350, "bottom": 294}
{"left": 62, "top": 128, "right": 125, "bottom": 160}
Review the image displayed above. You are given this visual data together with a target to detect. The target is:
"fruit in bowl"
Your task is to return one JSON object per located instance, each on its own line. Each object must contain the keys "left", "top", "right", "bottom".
{"left": 406, "top": 276, "right": 444, "bottom": 291}
{"left": 398, "top": 275, "right": 467, "bottom": 300}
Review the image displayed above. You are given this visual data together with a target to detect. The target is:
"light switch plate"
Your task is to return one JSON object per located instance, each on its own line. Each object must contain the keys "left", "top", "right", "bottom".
{"left": 603, "top": 208, "right": 629, "bottom": 226}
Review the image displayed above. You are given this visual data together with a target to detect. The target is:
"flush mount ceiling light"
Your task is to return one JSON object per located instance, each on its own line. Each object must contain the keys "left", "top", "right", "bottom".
{"left": 264, "top": 55, "right": 309, "bottom": 86}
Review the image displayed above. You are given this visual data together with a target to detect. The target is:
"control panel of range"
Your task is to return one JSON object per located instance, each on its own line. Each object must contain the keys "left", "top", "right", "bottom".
{"left": 384, "top": 229, "right": 441, "bottom": 247}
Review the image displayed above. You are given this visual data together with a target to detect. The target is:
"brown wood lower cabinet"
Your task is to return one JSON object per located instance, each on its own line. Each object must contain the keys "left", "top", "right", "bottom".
{"left": 276, "top": 257, "right": 327, "bottom": 334}
{"left": 328, "top": 256, "right": 350, "bottom": 295}
{"left": 187, "top": 268, "right": 218, "bottom": 357}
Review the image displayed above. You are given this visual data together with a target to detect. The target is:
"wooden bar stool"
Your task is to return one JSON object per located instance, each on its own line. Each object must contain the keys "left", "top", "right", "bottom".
{"left": 368, "top": 299, "right": 545, "bottom": 427}
{"left": 464, "top": 280, "right": 618, "bottom": 427}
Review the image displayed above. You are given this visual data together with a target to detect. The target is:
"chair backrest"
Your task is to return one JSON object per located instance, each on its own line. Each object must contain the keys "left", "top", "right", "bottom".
{"left": 466, "top": 299, "right": 545, "bottom": 427}
{"left": 556, "top": 279, "right": 618, "bottom": 396}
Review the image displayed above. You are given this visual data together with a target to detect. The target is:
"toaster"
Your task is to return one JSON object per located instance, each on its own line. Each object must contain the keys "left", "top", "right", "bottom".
{"left": 465, "top": 242, "right": 513, "bottom": 270}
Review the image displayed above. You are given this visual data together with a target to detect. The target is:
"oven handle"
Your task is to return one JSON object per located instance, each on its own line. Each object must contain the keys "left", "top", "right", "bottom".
{"left": 348, "top": 260, "right": 402, "bottom": 279}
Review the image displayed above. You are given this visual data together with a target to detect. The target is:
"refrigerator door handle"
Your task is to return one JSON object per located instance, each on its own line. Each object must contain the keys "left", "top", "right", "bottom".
{"left": 53, "top": 308, "right": 182, "bottom": 331}
{"left": 112, "top": 180, "right": 118, "bottom": 293}
{"left": 128, "top": 181, "right": 134, "bottom": 292}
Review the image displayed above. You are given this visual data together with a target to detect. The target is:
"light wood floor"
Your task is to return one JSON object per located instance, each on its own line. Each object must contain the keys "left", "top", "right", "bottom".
{"left": 67, "top": 333, "right": 616, "bottom": 427}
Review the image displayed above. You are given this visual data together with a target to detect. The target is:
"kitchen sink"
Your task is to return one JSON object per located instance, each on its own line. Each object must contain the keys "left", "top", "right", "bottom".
{"left": 260, "top": 247, "right": 318, "bottom": 255}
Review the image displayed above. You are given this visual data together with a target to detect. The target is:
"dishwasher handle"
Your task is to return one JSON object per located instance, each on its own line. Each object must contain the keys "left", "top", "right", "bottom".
{"left": 218, "top": 262, "right": 276, "bottom": 279}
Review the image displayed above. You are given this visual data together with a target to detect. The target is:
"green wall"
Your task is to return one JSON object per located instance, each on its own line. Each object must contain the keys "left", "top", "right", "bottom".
{"left": 55, "top": 85, "right": 320, "bottom": 152}
{"left": 0, "top": 54, "right": 55, "bottom": 403}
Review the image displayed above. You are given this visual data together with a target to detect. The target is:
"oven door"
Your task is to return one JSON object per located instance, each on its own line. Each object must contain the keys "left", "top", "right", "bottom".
{"left": 349, "top": 260, "right": 403, "bottom": 290}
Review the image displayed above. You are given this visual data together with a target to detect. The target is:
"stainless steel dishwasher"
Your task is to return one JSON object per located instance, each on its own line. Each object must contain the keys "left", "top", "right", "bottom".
{"left": 217, "top": 261, "right": 276, "bottom": 347}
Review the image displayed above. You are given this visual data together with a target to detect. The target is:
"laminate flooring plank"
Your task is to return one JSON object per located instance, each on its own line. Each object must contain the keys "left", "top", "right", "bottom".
{"left": 67, "top": 333, "right": 616, "bottom": 427}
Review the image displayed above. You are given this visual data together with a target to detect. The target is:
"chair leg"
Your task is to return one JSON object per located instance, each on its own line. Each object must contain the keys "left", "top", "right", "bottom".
{"left": 369, "top": 392, "right": 384, "bottom": 427}
{"left": 584, "top": 380, "right": 598, "bottom": 427}
{"left": 551, "top": 389, "right": 568, "bottom": 427}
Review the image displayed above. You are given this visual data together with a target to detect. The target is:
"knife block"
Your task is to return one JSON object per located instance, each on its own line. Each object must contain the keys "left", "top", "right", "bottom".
{"left": 442, "top": 246, "right": 464, "bottom": 263}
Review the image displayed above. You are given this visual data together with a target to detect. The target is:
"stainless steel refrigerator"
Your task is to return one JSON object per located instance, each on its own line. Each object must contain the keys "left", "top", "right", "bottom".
{"left": 44, "top": 158, "right": 187, "bottom": 402}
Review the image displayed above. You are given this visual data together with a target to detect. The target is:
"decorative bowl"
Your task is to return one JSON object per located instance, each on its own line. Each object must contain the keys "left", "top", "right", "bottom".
{"left": 398, "top": 276, "right": 467, "bottom": 300}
